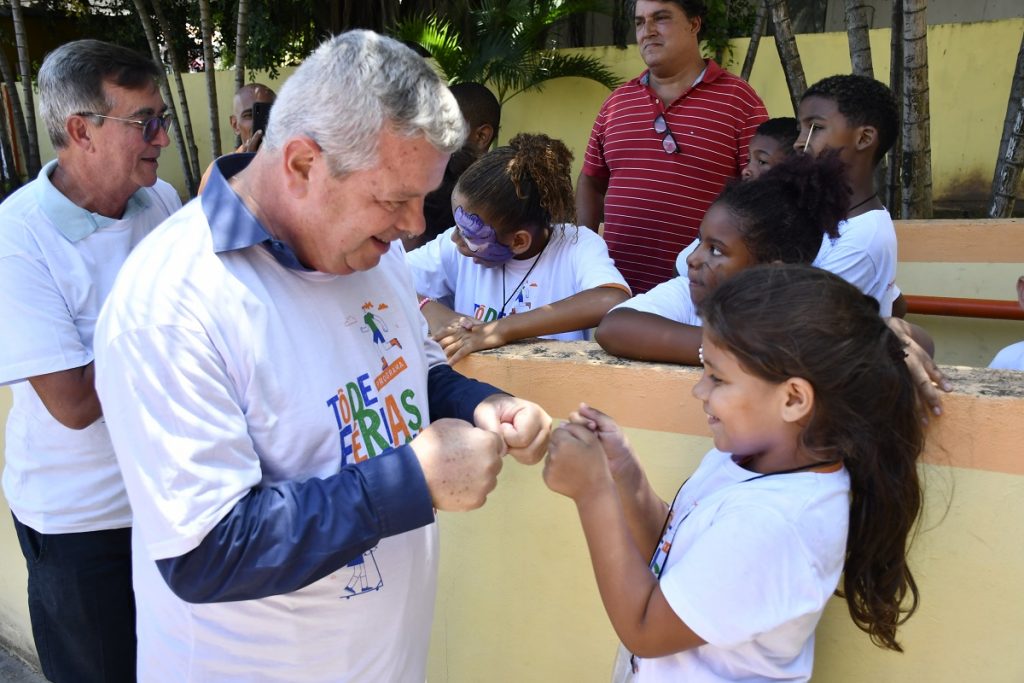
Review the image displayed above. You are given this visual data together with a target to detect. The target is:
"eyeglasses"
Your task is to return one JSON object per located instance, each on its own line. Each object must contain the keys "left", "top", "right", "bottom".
{"left": 77, "top": 111, "right": 173, "bottom": 143}
{"left": 653, "top": 113, "right": 679, "bottom": 154}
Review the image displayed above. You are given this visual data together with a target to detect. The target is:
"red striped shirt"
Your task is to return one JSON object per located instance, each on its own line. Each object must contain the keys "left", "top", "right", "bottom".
{"left": 582, "top": 61, "right": 767, "bottom": 293}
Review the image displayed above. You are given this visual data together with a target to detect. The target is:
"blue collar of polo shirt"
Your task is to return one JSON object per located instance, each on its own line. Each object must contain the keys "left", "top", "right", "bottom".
{"left": 37, "top": 159, "right": 153, "bottom": 242}
{"left": 200, "top": 153, "right": 310, "bottom": 271}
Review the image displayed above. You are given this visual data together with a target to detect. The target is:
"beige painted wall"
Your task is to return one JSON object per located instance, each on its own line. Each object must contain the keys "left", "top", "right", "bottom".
{"left": 0, "top": 386, "right": 35, "bottom": 666}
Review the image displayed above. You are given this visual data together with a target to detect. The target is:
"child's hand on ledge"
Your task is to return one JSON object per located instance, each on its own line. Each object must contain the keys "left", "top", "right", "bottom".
{"left": 435, "top": 319, "right": 506, "bottom": 364}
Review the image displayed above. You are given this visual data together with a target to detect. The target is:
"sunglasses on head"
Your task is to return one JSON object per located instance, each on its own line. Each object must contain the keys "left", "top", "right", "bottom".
{"left": 77, "top": 111, "right": 173, "bottom": 143}
{"left": 653, "top": 114, "right": 679, "bottom": 154}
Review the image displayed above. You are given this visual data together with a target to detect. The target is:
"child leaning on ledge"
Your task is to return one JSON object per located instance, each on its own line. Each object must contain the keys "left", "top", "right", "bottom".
{"left": 989, "top": 275, "right": 1024, "bottom": 370}
{"left": 406, "top": 133, "right": 630, "bottom": 364}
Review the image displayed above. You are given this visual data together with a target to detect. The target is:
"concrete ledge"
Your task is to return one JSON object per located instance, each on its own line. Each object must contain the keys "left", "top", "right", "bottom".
{"left": 895, "top": 218, "right": 1024, "bottom": 263}
{"left": 458, "top": 341, "right": 1024, "bottom": 475}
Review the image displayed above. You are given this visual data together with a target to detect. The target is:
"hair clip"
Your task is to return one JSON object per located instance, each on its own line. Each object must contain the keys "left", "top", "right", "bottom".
{"left": 698, "top": 345, "right": 704, "bottom": 365}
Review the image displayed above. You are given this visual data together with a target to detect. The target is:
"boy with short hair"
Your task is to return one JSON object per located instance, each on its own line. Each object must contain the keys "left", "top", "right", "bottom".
{"left": 741, "top": 117, "right": 798, "bottom": 181}
{"left": 796, "top": 73, "right": 901, "bottom": 316}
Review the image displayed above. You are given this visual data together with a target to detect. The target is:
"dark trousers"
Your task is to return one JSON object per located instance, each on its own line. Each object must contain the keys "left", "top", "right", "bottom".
{"left": 12, "top": 514, "right": 136, "bottom": 683}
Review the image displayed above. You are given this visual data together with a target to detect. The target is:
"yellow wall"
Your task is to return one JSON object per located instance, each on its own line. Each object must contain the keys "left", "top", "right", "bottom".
{"left": 429, "top": 343, "right": 1024, "bottom": 682}
{"left": 0, "top": 386, "right": 35, "bottom": 666}
{"left": 26, "top": 18, "right": 1020, "bottom": 208}
{"left": 498, "top": 19, "right": 1024, "bottom": 204}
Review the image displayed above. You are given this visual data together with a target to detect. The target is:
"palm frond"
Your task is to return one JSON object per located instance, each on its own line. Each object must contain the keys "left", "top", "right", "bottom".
{"left": 388, "top": 13, "right": 465, "bottom": 82}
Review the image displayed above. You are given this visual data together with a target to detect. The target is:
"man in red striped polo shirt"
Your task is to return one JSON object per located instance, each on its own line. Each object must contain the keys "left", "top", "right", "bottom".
{"left": 577, "top": 0, "right": 768, "bottom": 294}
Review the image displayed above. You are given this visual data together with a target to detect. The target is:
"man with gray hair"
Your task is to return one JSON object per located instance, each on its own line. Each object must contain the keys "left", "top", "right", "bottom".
{"left": 0, "top": 39, "right": 180, "bottom": 681}
{"left": 94, "top": 30, "right": 550, "bottom": 680}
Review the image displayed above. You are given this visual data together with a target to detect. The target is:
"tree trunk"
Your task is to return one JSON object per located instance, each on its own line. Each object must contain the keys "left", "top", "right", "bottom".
{"left": 844, "top": 0, "right": 873, "bottom": 77}
{"left": 0, "top": 82, "right": 21, "bottom": 194}
{"left": 900, "top": 0, "right": 931, "bottom": 219}
{"left": 989, "top": 32, "right": 1024, "bottom": 217}
{"left": 611, "top": 0, "right": 629, "bottom": 49}
{"left": 886, "top": 0, "right": 904, "bottom": 214}
{"left": 0, "top": 39, "right": 30, "bottom": 180}
{"left": 151, "top": 0, "right": 200, "bottom": 183}
{"left": 131, "top": 0, "right": 197, "bottom": 196}
{"left": 198, "top": 0, "right": 222, "bottom": 158}
{"left": 8, "top": 0, "right": 39, "bottom": 175}
{"left": 235, "top": 0, "right": 251, "bottom": 97}
{"left": 766, "top": 0, "right": 806, "bottom": 116}
{"left": 741, "top": 0, "right": 768, "bottom": 82}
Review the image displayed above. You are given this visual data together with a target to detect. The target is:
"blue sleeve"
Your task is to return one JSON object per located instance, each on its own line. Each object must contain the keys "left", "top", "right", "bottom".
{"left": 427, "top": 362, "right": 505, "bottom": 422}
{"left": 156, "top": 444, "right": 433, "bottom": 603}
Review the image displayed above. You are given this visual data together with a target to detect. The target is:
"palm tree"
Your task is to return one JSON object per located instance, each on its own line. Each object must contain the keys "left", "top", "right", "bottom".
{"left": 198, "top": 0, "right": 222, "bottom": 158}
{"left": 151, "top": 0, "right": 200, "bottom": 184}
{"left": 8, "top": 0, "right": 39, "bottom": 175}
{"left": 765, "top": 0, "right": 806, "bottom": 116}
{"left": 844, "top": 0, "right": 873, "bottom": 78}
{"left": 0, "top": 34, "right": 30, "bottom": 181}
{"left": 989, "top": 31, "right": 1024, "bottom": 218}
{"left": 740, "top": 0, "right": 767, "bottom": 82}
{"left": 389, "top": 0, "right": 621, "bottom": 105}
{"left": 899, "top": 0, "right": 931, "bottom": 219}
{"left": 235, "top": 0, "right": 250, "bottom": 98}
{"left": 131, "top": 0, "right": 197, "bottom": 195}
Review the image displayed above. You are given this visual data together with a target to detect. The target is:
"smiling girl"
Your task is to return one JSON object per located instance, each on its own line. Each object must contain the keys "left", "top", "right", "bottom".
{"left": 406, "top": 133, "right": 630, "bottom": 363}
{"left": 545, "top": 264, "right": 925, "bottom": 681}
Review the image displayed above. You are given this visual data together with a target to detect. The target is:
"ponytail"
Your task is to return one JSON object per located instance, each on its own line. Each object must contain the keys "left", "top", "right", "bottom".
{"left": 700, "top": 264, "right": 925, "bottom": 651}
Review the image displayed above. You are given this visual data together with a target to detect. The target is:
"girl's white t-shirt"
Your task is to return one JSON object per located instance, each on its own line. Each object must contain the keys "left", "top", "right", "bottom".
{"left": 406, "top": 224, "right": 629, "bottom": 341}
{"left": 637, "top": 449, "right": 850, "bottom": 682}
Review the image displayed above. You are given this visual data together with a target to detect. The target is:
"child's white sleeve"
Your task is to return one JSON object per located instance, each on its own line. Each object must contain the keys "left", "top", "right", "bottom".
{"left": 405, "top": 228, "right": 457, "bottom": 299}
{"left": 608, "top": 276, "right": 701, "bottom": 326}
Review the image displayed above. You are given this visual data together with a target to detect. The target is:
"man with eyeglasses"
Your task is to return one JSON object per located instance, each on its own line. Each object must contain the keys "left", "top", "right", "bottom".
{"left": 0, "top": 39, "right": 180, "bottom": 681}
{"left": 576, "top": 0, "right": 767, "bottom": 294}
{"left": 91, "top": 31, "right": 550, "bottom": 681}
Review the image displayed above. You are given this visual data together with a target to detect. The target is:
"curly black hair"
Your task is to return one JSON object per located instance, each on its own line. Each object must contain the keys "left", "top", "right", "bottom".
{"left": 714, "top": 152, "right": 850, "bottom": 264}
{"left": 802, "top": 74, "right": 899, "bottom": 163}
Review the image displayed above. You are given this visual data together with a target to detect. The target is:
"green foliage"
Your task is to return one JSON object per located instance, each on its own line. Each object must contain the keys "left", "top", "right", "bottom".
{"left": 389, "top": 0, "right": 623, "bottom": 104}
{"left": 702, "top": 0, "right": 759, "bottom": 66}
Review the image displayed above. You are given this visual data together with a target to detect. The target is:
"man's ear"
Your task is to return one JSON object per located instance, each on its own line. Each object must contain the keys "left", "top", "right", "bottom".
{"left": 280, "top": 137, "right": 318, "bottom": 198}
{"left": 779, "top": 377, "right": 815, "bottom": 424}
{"left": 65, "top": 115, "right": 93, "bottom": 150}
{"left": 1016, "top": 275, "right": 1024, "bottom": 308}
{"left": 229, "top": 115, "right": 240, "bottom": 136}
{"left": 854, "top": 124, "right": 878, "bottom": 154}
{"left": 509, "top": 229, "right": 534, "bottom": 256}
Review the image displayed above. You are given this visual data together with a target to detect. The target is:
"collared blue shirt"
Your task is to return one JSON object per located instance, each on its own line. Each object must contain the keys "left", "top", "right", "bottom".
{"left": 36, "top": 160, "right": 153, "bottom": 242}
{"left": 200, "top": 153, "right": 310, "bottom": 271}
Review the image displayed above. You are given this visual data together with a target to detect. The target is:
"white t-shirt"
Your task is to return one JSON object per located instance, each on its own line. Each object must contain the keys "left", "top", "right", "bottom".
{"left": 813, "top": 209, "right": 897, "bottom": 316}
{"left": 610, "top": 273, "right": 702, "bottom": 327}
{"left": 989, "top": 341, "right": 1024, "bottom": 370}
{"left": 406, "top": 224, "right": 629, "bottom": 341}
{"left": 637, "top": 449, "right": 850, "bottom": 682}
{"left": 0, "top": 161, "right": 180, "bottom": 533}
{"left": 94, "top": 199, "right": 446, "bottom": 681}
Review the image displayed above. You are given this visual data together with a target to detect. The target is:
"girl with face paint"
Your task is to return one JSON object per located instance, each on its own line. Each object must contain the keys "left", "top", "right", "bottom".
{"left": 405, "top": 133, "right": 631, "bottom": 364}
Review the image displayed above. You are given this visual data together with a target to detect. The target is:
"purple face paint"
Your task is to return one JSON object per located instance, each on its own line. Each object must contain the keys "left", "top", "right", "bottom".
{"left": 454, "top": 205, "right": 515, "bottom": 265}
